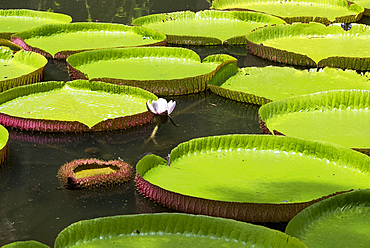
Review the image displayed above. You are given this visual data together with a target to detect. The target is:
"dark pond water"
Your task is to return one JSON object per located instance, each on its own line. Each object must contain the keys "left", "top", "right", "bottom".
{"left": 0, "top": 0, "right": 369, "bottom": 246}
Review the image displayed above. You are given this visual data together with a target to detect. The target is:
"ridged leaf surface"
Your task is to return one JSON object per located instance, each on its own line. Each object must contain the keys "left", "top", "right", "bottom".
{"left": 246, "top": 22, "right": 370, "bottom": 69}
{"left": 12, "top": 23, "right": 166, "bottom": 57}
{"left": 138, "top": 134, "right": 370, "bottom": 204}
{"left": 286, "top": 190, "right": 370, "bottom": 248}
{"left": 209, "top": 66, "right": 370, "bottom": 104}
{"left": 0, "top": 80, "right": 157, "bottom": 131}
{"left": 0, "top": 49, "right": 47, "bottom": 91}
{"left": 212, "top": 0, "right": 364, "bottom": 23}
{"left": 55, "top": 213, "right": 306, "bottom": 248}
{"left": 132, "top": 10, "right": 285, "bottom": 45}
{"left": 259, "top": 89, "right": 370, "bottom": 150}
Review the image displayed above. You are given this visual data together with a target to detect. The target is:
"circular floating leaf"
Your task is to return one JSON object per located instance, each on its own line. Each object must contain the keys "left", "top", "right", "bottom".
{"left": 58, "top": 158, "right": 133, "bottom": 189}
{"left": 209, "top": 66, "right": 370, "bottom": 105}
{"left": 67, "top": 47, "right": 237, "bottom": 96}
{"left": 259, "top": 89, "right": 370, "bottom": 153}
{"left": 132, "top": 10, "right": 285, "bottom": 45}
{"left": 353, "top": 0, "right": 370, "bottom": 15}
{"left": 54, "top": 213, "right": 306, "bottom": 247}
{"left": 1, "top": 240, "right": 49, "bottom": 248}
{"left": 286, "top": 189, "right": 370, "bottom": 247}
{"left": 12, "top": 22, "right": 166, "bottom": 59}
{"left": 0, "top": 9, "right": 72, "bottom": 40}
{"left": 0, "top": 124, "right": 8, "bottom": 165}
{"left": 136, "top": 134, "right": 370, "bottom": 222}
{"left": 246, "top": 22, "right": 370, "bottom": 70}
{"left": 0, "top": 80, "right": 158, "bottom": 132}
{"left": 211, "top": 0, "right": 364, "bottom": 24}
{"left": 0, "top": 49, "right": 47, "bottom": 92}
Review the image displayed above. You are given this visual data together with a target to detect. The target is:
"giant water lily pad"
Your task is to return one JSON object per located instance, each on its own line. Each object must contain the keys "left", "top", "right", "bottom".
{"left": 286, "top": 189, "right": 370, "bottom": 247}
{"left": 211, "top": 0, "right": 364, "bottom": 24}
{"left": 132, "top": 10, "right": 285, "bottom": 45}
{"left": 0, "top": 9, "right": 72, "bottom": 40}
{"left": 0, "top": 80, "right": 158, "bottom": 132}
{"left": 67, "top": 47, "right": 237, "bottom": 96}
{"left": 0, "top": 124, "right": 8, "bottom": 165}
{"left": 0, "top": 49, "right": 47, "bottom": 92}
{"left": 246, "top": 22, "right": 370, "bottom": 70}
{"left": 354, "top": 0, "right": 370, "bottom": 15}
{"left": 54, "top": 213, "right": 306, "bottom": 247}
{"left": 11, "top": 22, "right": 166, "bottom": 59}
{"left": 136, "top": 134, "right": 370, "bottom": 222}
{"left": 259, "top": 89, "right": 370, "bottom": 154}
{"left": 208, "top": 66, "right": 370, "bottom": 105}
{"left": 1, "top": 240, "right": 49, "bottom": 248}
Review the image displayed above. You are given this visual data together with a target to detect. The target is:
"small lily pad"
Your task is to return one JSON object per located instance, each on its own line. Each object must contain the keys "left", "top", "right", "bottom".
{"left": 0, "top": 124, "right": 8, "bottom": 165}
{"left": 0, "top": 49, "right": 47, "bottom": 92}
{"left": 208, "top": 66, "right": 370, "bottom": 105}
{"left": 1, "top": 240, "right": 49, "bottom": 248}
{"left": 58, "top": 158, "right": 133, "bottom": 189}
{"left": 286, "top": 189, "right": 370, "bottom": 247}
{"left": 246, "top": 22, "right": 370, "bottom": 70}
{"left": 136, "top": 134, "right": 370, "bottom": 222}
{"left": 132, "top": 10, "right": 285, "bottom": 45}
{"left": 54, "top": 213, "right": 306, "bottom": 247}
{"left": 67, "top": 47, "right": 237, "bottom": 96}
{"left": 0, "top": 9, "right": 72, "bottom": 40}
{"left": 259, "top": 89, "right": 370, "bottom": 153}
{"left": 211, "top": 0, "right": 364, "bottom": 24}
{"left": 0, "top": 80, "right": 158, "bottom": 132}
{"left": 12, "top": 22, "right": 166, "bottom": 59}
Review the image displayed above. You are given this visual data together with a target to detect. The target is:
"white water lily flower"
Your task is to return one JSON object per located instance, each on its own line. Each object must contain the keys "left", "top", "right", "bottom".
{"left": 146, "top": 98, "right": 176, "bottom": 115}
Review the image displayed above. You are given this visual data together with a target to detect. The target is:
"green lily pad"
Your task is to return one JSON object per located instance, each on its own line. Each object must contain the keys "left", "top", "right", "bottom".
{"left": 1, "top": 240, "right": 49, "bottom": 248}
{"left": 0, "top": 80, "right": 158, "bottom": 132}
{"left": 12, "top": 22, "right": 166, "bottom": 59}
{"left": 54, "top": 213, "right": 306, "bottom": 247}
{"left": 211, "top": 0, "right": 364, "bottom": 24}
{"left": 0, "top": 124, "right": 9, "bottom": 165}
{"left": 208, "top": 66, "right": 370, "bottom": 105}
{"left": 132, "top": 10, "right": 285, "bottom": 45}
{"left": 67, "top": 47, "right": 237, "bottom": 96}
{"left": 0, "top": 49, "right": 47, "bottom": 92}
{"left": 353, "top": 0, "right": 370, "bottom": 15}
{"left": 246, "top": 22, "right": 370, "bottom": 70}
{"left": 259, "top": 89, "right": 370, "bottom": 153}
{"left": 0, "top": 9, "right": 72, "bottom": 40}
{"left": 286, "top": 189, "right": 370, "bottom": 248}
{"left": 136, "top": 134, "right": 370, "bottom": 222}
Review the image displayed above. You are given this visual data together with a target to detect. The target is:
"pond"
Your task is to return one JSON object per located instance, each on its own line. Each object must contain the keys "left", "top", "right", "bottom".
{"left": 0, "top": 0, "right": 369, "bottom": 246}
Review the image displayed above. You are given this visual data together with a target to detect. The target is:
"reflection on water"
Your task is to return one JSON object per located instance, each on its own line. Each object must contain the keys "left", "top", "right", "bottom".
{"left": 1, "top": 0, "right": 369, "bottom": 246}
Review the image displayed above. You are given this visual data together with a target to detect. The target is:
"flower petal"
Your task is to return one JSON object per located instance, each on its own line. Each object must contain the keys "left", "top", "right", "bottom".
{"left": 167, "top": 100, "right": 176, "bottom": 115}
{"left": 146, "top": 100, "right": 156, "bottom": 114}
{"left": 153, "top": 98, "right": 168, "bottom": 114}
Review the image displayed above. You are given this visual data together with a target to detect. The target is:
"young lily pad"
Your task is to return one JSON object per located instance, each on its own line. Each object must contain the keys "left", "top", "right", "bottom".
{"left": 208, "top": 66, "right": 370, "bottom": 105}
{"left": 246, "top": 22, "right": 370, "bottom": 70}
{"left": 58, "top": 158, "right": 133, "bottom": 189}
{"left": 259, "top": 89, "right": 370, "bottom": 153}
{"left": 286, "top": 189, "right": 370, "bottom": 247}
{"left": 0, "top": 124, "right": 9, "bottom": 165}
{"left": 132, "top": 10, "right": 285, "bottom": 45}
{"left": 67, "top": 47, "right": 237, "bottom": 96}
{"left": 211, "top": 0, "right": 364, "bottom": 24}
{"left": 136, "top": 134, "right": 370, "bottom": 222}
{"left": 0, "top": 38, "right": 21, "bottom": 52}
{"left": 0, "top": 80, "right": 158, "bottom": 132}
{"left": 0, "top": 49, "right": 47, "bottom": 92}
{"left": 54, "top": 213, "right": 306, "bottom": 247}
{"left": 12, "top": 22, "right": 166, "bottom": 59}
{"left": 0, "top": 9, "right": 72, "bottom": 40}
